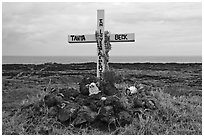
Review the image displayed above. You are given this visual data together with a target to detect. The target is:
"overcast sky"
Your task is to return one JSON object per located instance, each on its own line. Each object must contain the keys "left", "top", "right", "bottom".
{"left": 2, "top": 2, "right": 202, "bottom": 56}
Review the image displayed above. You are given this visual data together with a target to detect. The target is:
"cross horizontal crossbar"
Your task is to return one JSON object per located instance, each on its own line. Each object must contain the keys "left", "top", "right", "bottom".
{"left": 68, "top": 33, "right": 135, "bottom": 43}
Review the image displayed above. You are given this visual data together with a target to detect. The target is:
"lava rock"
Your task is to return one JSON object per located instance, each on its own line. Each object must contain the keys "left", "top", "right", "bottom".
{"left": 104, "top": 96, "right": 125, "bottom": 113}
{"left": 79, "top": 75, "right": 98, "bottom": 96}
{"left": 58, "top": 87, "right": 80, "bottom": 101}
{"left": 119, "top": 94, "right": 132, "bottom": 110}
{"left": 133, "top": 97, "right": 144, "bottom": 109}
{"left": 48, "top": 106, "right": 58, "bottom": 117}
{"left": 118, "top": 111, "right": 132, "bottom": 126}
{"left": 44, "top": 94, "right": 63, "bottom": 108}
{"left": 58, "top": 102, "right": 80, "bottom": 122}
{"left": 100, "top": 81, "right": 118, "bottom": 96}
{"left": 85, "top": 95, "right": 104, "bottom": 112}
{"left": 98, "top": 106, "right": 115, "bottom": 123}
{"left": 75, "top": 94, "right": 88, "bottom": 106}
{"left": 37, "top": 126, "right": 52, "bottom": 135}
{"left": 73, "top": 106, "right": 98, "bottom": 126}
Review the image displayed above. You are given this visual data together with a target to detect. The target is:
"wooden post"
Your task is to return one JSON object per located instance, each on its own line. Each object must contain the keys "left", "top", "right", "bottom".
{"left": 96, "top": 9, "right": 105, "bottom": 80}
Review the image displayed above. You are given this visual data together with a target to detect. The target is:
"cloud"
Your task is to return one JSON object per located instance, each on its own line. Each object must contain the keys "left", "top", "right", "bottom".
{"left": 2, "top": 2, "right": 202, "bottom": 56}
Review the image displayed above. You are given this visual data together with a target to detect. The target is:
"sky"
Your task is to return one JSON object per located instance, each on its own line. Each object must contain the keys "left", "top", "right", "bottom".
{"left": 2, "top": 2, "right": 202, "bottom": 56}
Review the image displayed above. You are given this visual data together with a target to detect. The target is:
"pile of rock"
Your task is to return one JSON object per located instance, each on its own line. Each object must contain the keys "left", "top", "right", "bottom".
{"left": 43, "top": 75, "right": 158, "bottom": 129}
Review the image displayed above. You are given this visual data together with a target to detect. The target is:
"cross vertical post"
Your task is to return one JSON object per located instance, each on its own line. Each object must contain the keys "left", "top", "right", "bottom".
{"left": 96, "top": 9, "right": 105, "bottom": 80}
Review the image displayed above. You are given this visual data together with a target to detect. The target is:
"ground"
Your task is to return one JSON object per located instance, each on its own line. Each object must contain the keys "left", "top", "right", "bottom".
{"left": 2, "top": 62, "right": 202, "bottom": 135}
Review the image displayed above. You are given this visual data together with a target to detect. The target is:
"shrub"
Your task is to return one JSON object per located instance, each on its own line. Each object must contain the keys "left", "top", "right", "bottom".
{"left": 102, "top": 70, "right": 122, "bottom": 84}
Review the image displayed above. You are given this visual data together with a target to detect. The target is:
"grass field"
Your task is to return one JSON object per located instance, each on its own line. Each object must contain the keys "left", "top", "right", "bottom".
{"left": 2, "top": 62, "right": 202, "bottom": 135}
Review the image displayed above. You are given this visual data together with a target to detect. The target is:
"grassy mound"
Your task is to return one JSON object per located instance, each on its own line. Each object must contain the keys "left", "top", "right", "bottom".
{"left": 2, "top": 83, "right": 201, "bottom": 135}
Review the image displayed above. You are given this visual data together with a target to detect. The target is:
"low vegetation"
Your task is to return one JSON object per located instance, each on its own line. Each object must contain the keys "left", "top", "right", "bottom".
{"left": 2, "top": 63, "right": 202, "bottom": 135}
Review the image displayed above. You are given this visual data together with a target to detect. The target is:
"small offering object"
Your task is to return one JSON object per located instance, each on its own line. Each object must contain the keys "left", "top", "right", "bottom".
{"left": 101, "top": 97, "right": 107, "bottom": 100}
{"left": 88, "top": 82, "right": 101, "bottom": 96}
{"left": 126, "top": 86, "right": 138, "bottom": 95}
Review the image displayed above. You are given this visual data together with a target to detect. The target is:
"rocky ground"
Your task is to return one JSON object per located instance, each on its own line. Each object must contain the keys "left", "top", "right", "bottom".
{"left": 2, "top": 62, "right": 202, "bottom": 135}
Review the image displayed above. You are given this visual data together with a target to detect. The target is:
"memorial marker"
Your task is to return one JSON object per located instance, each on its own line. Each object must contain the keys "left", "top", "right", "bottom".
{"left": 68, "top": 10, "right": 135, "bottom": 80}
{"left": 68, "top": 33, "right": 135, "bottom": 43}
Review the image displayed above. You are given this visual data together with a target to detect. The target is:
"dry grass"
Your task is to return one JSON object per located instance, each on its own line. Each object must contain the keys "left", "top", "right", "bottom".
{"left": 2, "top": 84, "right": 202, "bottom": 135}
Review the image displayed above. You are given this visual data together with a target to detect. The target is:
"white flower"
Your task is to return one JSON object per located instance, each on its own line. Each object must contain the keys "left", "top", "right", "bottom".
{"left": 127, "top": 86, "right": 138, "bottom": 95}
{"left": 88, "top": 82, "right": 101, "bottom": 96}
{"left": 101, "top": 97, "right": 107, "bottom": 100}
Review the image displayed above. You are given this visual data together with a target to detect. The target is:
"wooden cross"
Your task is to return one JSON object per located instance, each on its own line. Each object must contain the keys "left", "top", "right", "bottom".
{"left": 68, "top": 9, "right": 135, "bottom": 80}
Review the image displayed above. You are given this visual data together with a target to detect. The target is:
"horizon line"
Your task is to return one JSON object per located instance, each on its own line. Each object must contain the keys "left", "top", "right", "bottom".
{"left": 2, "top": 55, "right": 202, "bottom": 57}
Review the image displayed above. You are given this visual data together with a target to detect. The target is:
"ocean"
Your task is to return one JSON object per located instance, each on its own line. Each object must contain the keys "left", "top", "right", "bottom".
{"left": 2, "top": 56, "right": 202, "bottom": 64}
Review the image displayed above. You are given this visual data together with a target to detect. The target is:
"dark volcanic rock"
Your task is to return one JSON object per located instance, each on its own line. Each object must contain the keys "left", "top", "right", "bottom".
{"left": 118, "top": 111, "right": 132, "bottom": 126}
{"left": 100, "top": 81, "right": 118, "bottom": 96}
{"left": 79, "top": 75, "right": 98, "bottom": 96}
{"left": 75, "top": 94, "right": 89, "bottom": 106}
{"left": 85, "top": 93, "right": 104, "bottom": 111}
{"left": 48, "top": 106, "right": 58, "bottom": 117}
{"left": 75, "top": 93, "right": 104, "bottom": 112}
{"left": 37, "top": 126, "right": 52, "bottom": 135}
{"left": 73, "top": 106, "right": 98, "bottom": 126}
{"left": 133, "top": 97, "right": 144, "bottom": 108}
{"left": 58, "top": 87, "right": 80, "bottom": 101}
{"left": 58, "top": 102, "right": 80, "bottom": 122}
{"left": 98, "top": 106, "right": 115, "bottom": 123}
{"left": 44, "top": 94, "right": 64, "bottom": 108}
{"left": 104, "top": 96, "right": 125, "bottom": 113}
